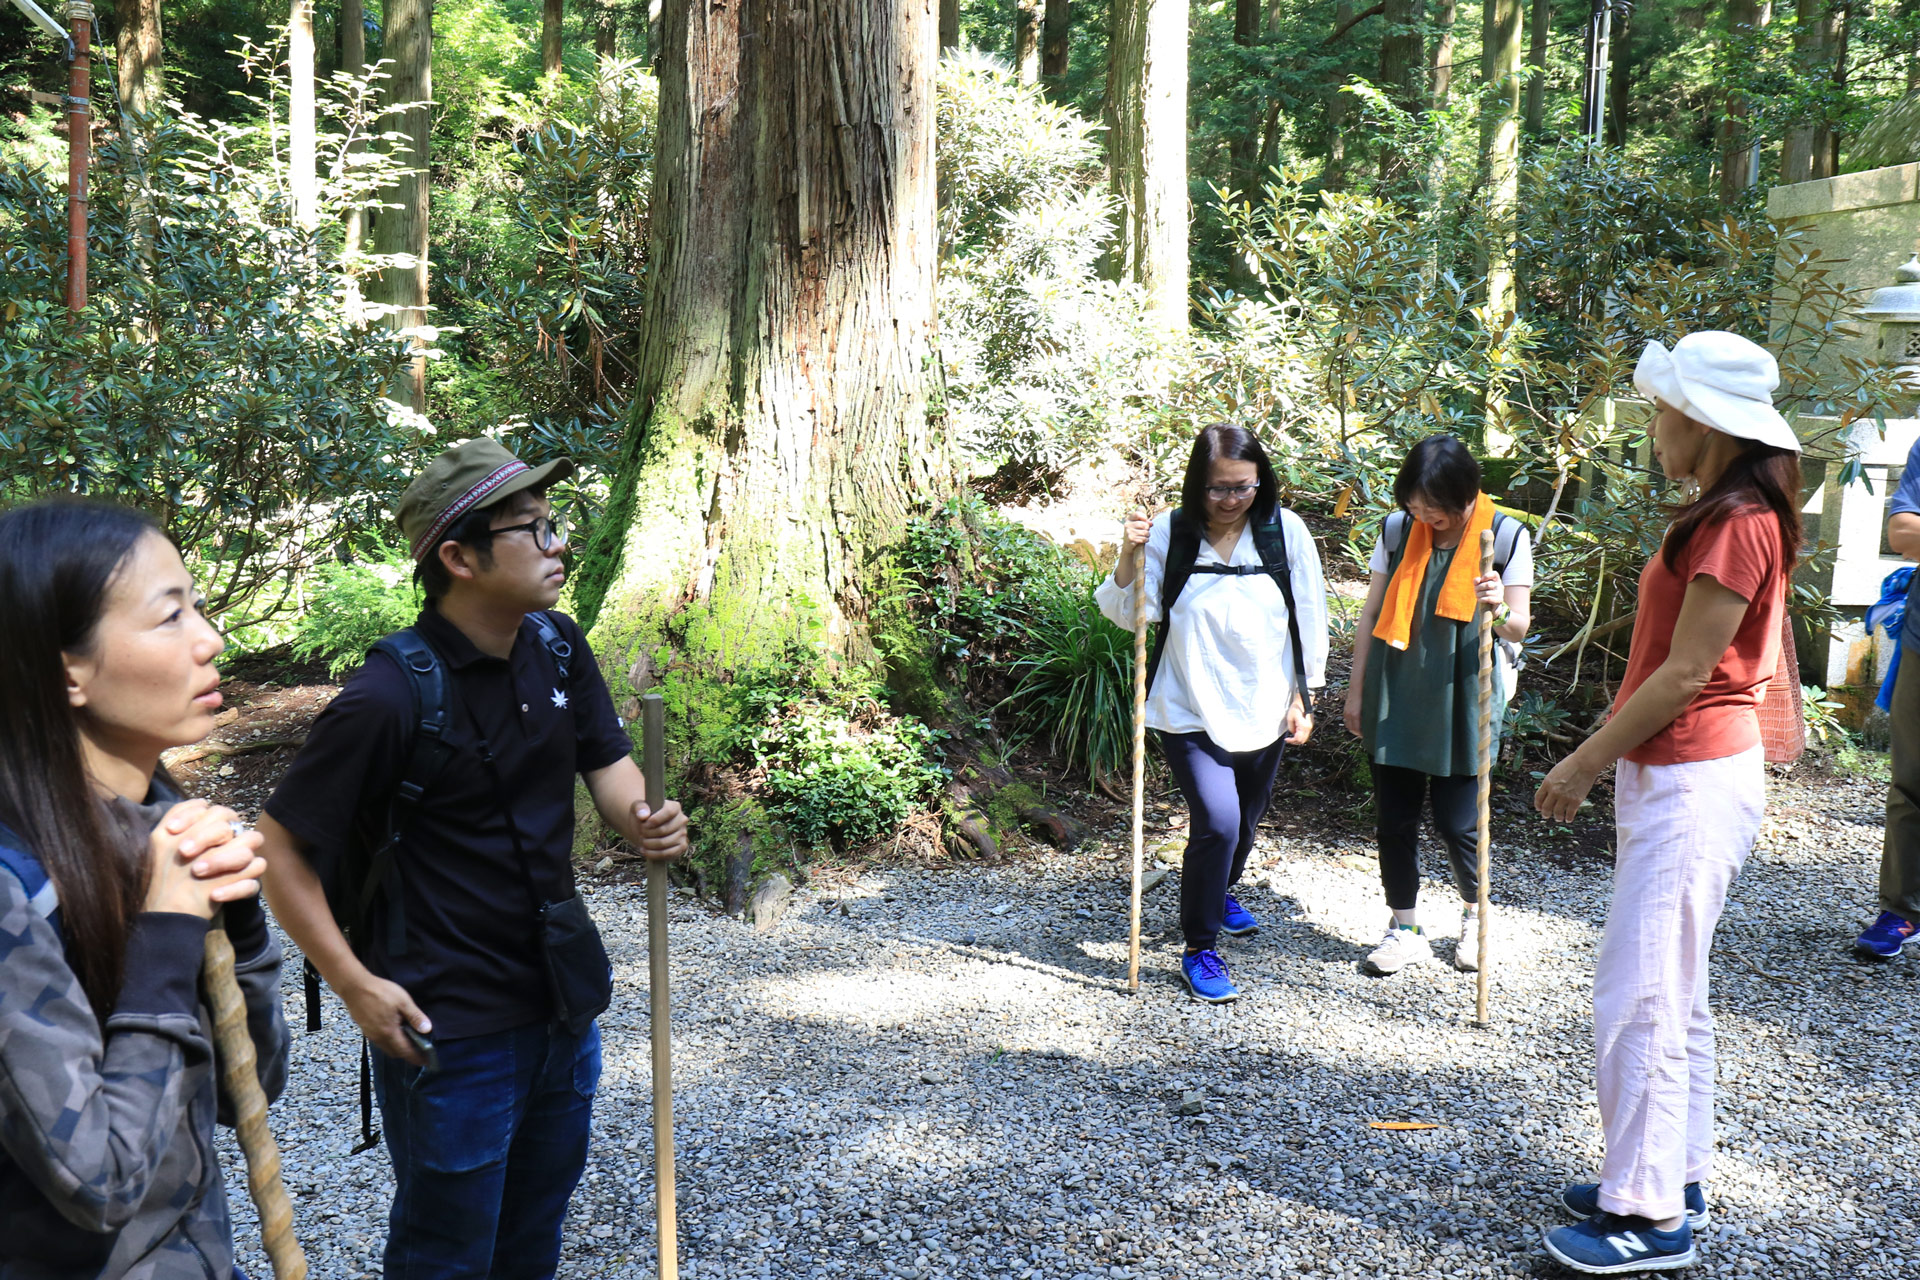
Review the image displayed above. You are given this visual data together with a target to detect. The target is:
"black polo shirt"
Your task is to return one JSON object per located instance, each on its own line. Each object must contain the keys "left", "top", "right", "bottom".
{"left": 266, "top": 606, "right": 632, "bottom": 1039}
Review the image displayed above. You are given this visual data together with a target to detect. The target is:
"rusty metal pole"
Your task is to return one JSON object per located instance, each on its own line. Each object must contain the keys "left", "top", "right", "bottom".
{"left": 64, "top": 0, "right": 91, "bottom": 312}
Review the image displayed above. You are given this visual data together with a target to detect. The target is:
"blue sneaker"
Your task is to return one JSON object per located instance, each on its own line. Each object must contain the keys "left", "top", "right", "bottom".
{"left": 1544, "top": 1212, "right": 1695, "bottom": 1274}
{"left": 1221, "top": 893, "right": 1259, "bottom": 936}
{"left": 1561, "top": 1182, "right": 1709, "bottom": 1232}
{"left": 1855, "top": 911, "right": 1918, "bottom": 958}
{"left": 1181, "top": 949, "right": 1240, "bottom": 1003}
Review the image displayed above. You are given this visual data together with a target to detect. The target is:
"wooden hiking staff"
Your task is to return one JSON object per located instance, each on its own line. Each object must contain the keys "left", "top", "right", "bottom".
{"left": 1473, "top": 529, "right": 1495, "bottom": 1025}
{"left": 203, "top": 911, "right": 307, "bottom": 1280}
{"left": 641, "top": 692, "right": 680, "bottom": 1280}
{"left": 1127, "top": 515, "right": 1149, "bottom": 993}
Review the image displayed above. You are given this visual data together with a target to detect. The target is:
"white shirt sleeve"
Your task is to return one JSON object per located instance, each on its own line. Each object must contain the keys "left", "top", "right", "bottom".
{"left": 1095, "top": 512, "right": 1170, "bottom": 631}
{"left": 1499, "top": 520, "right": 1535, "bottom": 587}
{"left": 1284, "top": 509, "right": 1331, "bottom": 690}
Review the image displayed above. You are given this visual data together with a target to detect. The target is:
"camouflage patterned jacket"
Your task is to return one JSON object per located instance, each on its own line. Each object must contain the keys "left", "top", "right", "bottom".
{"left": 0, "top": 787, "right": 289, "bottom": 1279}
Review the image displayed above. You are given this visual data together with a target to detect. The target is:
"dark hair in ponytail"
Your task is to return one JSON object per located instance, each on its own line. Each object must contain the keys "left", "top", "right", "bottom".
{"left": 1662, "top": 439, "right": 1803, "bottom": 578}
{"left": 0, "top": 499, "right": 162, "bottom": 1018}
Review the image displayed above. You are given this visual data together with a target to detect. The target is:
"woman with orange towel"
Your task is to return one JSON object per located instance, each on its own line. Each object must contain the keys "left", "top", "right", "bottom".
{"left": 1344, "top": 436, "right": 1532, "bottom": 976}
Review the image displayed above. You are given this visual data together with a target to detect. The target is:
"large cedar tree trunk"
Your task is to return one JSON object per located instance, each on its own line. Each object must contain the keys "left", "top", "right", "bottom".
{"left": 1105, "top": 0, "right": 1188, "bottom": 333}
{"left": 576, "top": 0, "right": 947, "bottom": 666}
{"left": 1015, "top": 0, "right": 1041, "bottom": 82}
{"left": 368, "top": 0, "right": 432, "bottom": 412}
{"left": 1718, "top": 0, "right": 1770, "bottom": 200}
{"left": 1480, "top": 0, "right": 1521, "bottom": 450}
{"left": 289, "top": 0, "right": 317, "bottom": 227}
{"left": 1781, "top": 0, "right": 1838, "bottom": 181}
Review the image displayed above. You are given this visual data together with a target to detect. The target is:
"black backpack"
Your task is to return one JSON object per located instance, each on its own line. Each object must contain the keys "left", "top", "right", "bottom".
{"left": 1146, "top": 508, "right": 1311, "bottom": 704}
{"left": 304, "top": 611, "right": 575, "bottom": 1150}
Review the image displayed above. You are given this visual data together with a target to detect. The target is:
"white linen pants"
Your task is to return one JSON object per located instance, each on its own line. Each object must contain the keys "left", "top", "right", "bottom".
{"left": 1593, "top": 744, "right": 1765, "bottom": 1220}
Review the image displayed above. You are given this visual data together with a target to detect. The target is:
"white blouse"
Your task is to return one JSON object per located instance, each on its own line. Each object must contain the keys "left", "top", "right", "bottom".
{"left": 1095, "top": 509, "right": 1330, "bottom": 754}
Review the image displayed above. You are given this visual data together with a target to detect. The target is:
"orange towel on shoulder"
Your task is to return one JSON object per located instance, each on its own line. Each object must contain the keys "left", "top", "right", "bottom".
{"left": 1371, "top": 493, "right": 1496, "bottom": 651}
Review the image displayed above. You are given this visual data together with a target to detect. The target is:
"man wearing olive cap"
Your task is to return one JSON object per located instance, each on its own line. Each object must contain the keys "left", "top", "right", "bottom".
{"left": 256, "top": 438, "right": 688, "bottom": 1279}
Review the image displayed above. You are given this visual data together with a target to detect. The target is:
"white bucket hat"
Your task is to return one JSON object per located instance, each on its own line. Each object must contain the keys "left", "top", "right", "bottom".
{"left": 1632, "top": 331, "right": 1800, "bottom": 454}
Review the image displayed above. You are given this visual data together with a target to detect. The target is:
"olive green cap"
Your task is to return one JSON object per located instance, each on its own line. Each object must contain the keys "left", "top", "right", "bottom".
{"left": 399, "top": 437, "right": 574, "bottom": 563}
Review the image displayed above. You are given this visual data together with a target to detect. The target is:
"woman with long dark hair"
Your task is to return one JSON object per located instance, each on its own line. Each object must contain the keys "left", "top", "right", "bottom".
{"left": 1344, "top": 435, "right": 1533, "bottom": 976}
{"left": 1534, "top": 333, "right": 1803, "bottom": 1274}
{"left": 0, "top": 499, "right": 287, "bottom": 1279}
{"left": 1097, "top": 424, "right": 1329, "bottom": 1002}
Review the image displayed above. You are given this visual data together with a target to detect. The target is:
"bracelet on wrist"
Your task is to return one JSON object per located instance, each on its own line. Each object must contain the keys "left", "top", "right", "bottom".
{"left": 1491, "top": 602, "right": 1511, "bottom": 628}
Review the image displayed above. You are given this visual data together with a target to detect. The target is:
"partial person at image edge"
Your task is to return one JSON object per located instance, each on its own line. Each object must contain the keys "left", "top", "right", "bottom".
{"left": 1856, "top": 433, "right": 1920, "bottom": 958}
{"left": 0, "top": 500, "right": 287, "bottom": 1280}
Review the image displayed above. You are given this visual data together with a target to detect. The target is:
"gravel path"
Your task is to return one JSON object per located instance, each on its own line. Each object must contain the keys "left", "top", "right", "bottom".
{"left": 225, "top": 768, "right": 1918, "bottom": 1279}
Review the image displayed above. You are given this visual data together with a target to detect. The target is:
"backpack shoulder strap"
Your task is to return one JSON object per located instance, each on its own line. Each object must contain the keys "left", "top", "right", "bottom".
{"left": 528, "top": 611, "right": 573, "bottom": 685}
{"left": 1253, "top": 510, "right": 1312, "bottom": 705}
{"left": 1491, "top": 511, "right": 1526, "bottom": 576}
{"left": 359, "top": 627, "right": 456, "bottom": 959}
{"left": 1146, "top": 512, "right": 1203, "bottom": 693}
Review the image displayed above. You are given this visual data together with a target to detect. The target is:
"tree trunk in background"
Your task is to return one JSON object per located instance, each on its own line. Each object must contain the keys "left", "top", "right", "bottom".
{"left": 1781, "top": 0, "right": 1836, "bottom": 182}
{"left": 1523, "top": 0, "right": 1549, "bottom": 133}
{"left": 1814, "top": 0, "right": 1852, "bottom": 177}
{"left": 1015, "top": 0, "right": 1041, "bottom": 81}
{"left": 1605, "top": 1, "right": 1632, "bottom": 144}
{"left": 1105, "top": 0, "right": 1189, "bottom": 333}
{"left": 289, "top": 0, "right": 317, "bottom": 227}
{"left": 368, "top": 0, "right": 432, "bottom": 413}
{"left": 574, "top": 0, "right": 946, "bottom": 670}
{"left": 1227, "top": 0, "right": 1261, "bottom": 195}
{"left": 596, "top": 10, "right": 616, "bottom": 57}
{"left": 544, "top": 0, "right": 564, "bottom": 75}
{"left": 940, "top": 0, "right": 958, "bottom": 49}
{"left": 1430, "top": 0, "right": 1458, "bottom": 104}
{"left": 1480, "top": 0, "right": 1522, "bottom": 452}
{"left": 341, "top": 0, "right": 367, "bottom": 315}
{"left": 1718, "top": 0, "right": 1769, "bottom": 200}
{"left": 1377, "top": 0, "right": 1423, "bottom": 182}
{"left": 115, "top": 0, "right": 164, "bottom": 119}
{"left": 1323, "top": 0, "right": 1354, "bottom": 190}
{"left": 1043, "top": 0, "right": 1070, "bottom": 78}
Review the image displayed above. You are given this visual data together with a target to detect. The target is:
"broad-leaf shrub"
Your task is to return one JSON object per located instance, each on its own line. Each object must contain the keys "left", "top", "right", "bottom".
{"left": 0, "top": 67, "right": 431, "bottom": 629}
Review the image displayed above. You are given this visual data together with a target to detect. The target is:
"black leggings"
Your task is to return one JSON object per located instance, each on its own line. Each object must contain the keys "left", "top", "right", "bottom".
{"left": 1372, "top": 762, "right": 1479, "bottom": 911}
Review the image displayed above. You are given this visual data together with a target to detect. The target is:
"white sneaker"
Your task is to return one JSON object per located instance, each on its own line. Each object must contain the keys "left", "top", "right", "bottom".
{"left": 1455, "top": 904, "right": 1488, "bottom": 972}
{"left": 1363, "top": 924, "right": 1433, "bottom": 975}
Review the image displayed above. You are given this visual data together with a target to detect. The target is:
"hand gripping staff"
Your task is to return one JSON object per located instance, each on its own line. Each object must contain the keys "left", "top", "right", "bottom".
{"left": 1127, "top": 522, "right": 1148, "bottom": 993}
{"left": 1473, "top": 529, "right": 1495, "bottom": 1024}
{"left": 203, "top": 910, "right": 307, "bottom": 1279}
{"left": 642, "top": 692, "right": 681, "bottom": 1278}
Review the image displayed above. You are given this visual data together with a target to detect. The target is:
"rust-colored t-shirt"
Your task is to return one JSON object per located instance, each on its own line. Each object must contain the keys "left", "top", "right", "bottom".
{"left": 1614, "top": 508, "right": 1785, "bottom": 766}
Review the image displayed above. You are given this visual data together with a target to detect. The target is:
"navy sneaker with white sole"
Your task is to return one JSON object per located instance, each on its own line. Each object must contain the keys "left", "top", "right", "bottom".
{"left": 1543, "top": 1212, "right": 1695, "bottom": 1274}
{"left": 1855, "top": 910, "right": 1918, "bottom": 958}
{"left": 1561, "top": 1182, "right": 1709, "bottom": 1232}
{"left": 1181, "top": 949, "right": 1240, "bottom": 1003}
{"left": 1221, "top": 893, "right": 1259, "bottom": 936}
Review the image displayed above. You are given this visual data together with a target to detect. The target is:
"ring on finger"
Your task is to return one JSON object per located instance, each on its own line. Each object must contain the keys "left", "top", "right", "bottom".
{"left": 228, "top": 820, "right": 251, "bottom": 840}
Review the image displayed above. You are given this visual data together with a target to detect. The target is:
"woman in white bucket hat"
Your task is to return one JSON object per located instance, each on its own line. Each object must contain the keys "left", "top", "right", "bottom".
{"left": 1533, "top": 331, "right": 1802, "bottom": 1274}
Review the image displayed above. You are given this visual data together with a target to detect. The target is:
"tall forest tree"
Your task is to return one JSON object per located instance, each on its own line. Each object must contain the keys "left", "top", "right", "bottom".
{"left": 1042, "top": 0, "right": 1069, "bottom": 78}
{"left": 115, "top": 0, "right": 163, "bottom": 119}
{"left": 1016, "top": 0, "right": 1041, "bottom": 81}
{"left": 368, "top": 0, "right": 432, "bottom": 411}
{"left": 290, "top": 0, "right": 317, "bottom": 227}
{"left": 1481, "top": 0, "right": 1522, "bottom": 448}
{"left": 575, "top": 0, "right": 947, "bottom": 670}
{"left": 544, "top": 0, "right": 564, "bottom": 74}
{"left": 1104, "top": 0, "right": 1188, "bottom": 333}
{"left": 1718, "top": 0, "right": 1771, "bottom": 200}
{"left": 1782, "top": 0, "right": 1842, "bottom": 180}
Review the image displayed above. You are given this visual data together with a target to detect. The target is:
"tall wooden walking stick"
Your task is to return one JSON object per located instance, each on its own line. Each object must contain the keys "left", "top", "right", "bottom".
{"left": 1127, "top": 513, "right": 1149, "bottom": 993}
{"left": 641, "top": 692, "right": 679, "bottom": 1279}
{"left": 1473, "top": 529, "right": 1496, "bottom": 1025}
{"left": 204, "top": 913, "right": 307, "bottom": 1280}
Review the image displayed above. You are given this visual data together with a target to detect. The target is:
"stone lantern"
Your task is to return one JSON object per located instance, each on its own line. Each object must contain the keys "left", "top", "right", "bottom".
{"left": 1859, "top": 254, "right": 1920, "bottom": 389}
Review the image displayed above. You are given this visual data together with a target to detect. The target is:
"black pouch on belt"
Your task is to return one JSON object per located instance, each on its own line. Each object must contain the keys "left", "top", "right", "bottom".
{"left": 538, "top": 892, "right": 613, "bottom": 1038}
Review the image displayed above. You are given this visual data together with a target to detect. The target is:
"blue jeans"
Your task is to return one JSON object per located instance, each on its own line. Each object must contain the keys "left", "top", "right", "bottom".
{"left": 372, "top": 1020, "right": 601, "bottom": 1280}
{"left": 1159, "top": 730, "right": 1286, "bottom": 952}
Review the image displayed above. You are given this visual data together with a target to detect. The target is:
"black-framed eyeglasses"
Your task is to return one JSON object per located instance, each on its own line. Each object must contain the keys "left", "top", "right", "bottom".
{"left": 491, "top": 512, "right": 568, "bottom": 553}
{"left": 1205, "top": 484, "right": 1258, "bottom": 499}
